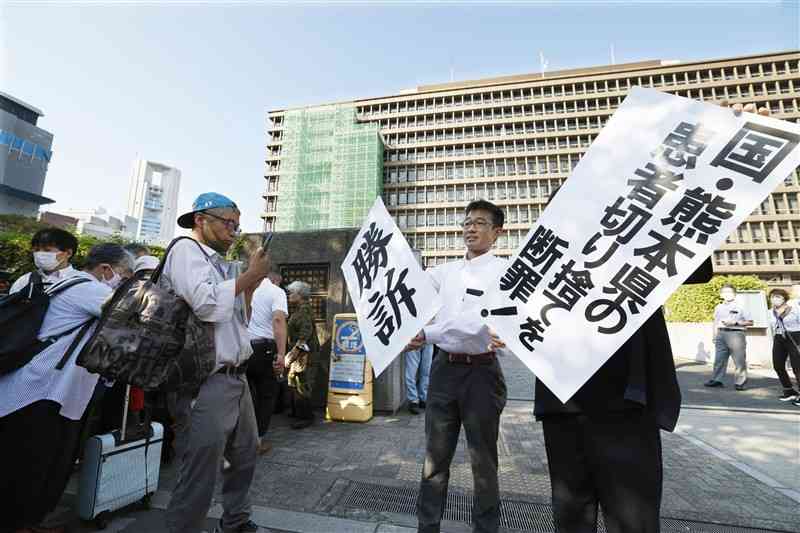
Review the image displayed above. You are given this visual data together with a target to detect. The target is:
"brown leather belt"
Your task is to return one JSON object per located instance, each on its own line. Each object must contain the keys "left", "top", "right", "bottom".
{"left": 446, "top": 352, "right": 496, "bottom": 365}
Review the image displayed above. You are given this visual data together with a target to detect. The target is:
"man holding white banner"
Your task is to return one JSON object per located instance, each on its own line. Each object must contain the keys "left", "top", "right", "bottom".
{"left": 479, "top": 91, "right": 798, "bottom": 533}
{"left": 405, "top": 200, "right": 508, "bottom": 533}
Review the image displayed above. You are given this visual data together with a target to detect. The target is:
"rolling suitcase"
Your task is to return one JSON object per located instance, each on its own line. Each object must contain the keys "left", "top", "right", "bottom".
{"left": 78, "top": 384, "right": 164, "bottom": 528}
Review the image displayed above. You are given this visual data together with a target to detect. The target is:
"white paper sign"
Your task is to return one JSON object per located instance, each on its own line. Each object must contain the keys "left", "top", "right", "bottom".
{"left": 342, "top": 198, "right": 443, "bottom": 377}
{"left": 480, "top": 87, "right": 800, "bottom": 403}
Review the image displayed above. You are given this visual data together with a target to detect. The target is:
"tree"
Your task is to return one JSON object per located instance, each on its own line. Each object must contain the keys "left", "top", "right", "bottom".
{"left": 0, "top": 215, "right": 165, "bottom": 281}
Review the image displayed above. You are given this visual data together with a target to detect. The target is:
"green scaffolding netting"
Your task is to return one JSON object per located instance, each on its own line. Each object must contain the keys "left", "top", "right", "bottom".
{"left": 275, "top": 105, "right": 384, "bottom": 231}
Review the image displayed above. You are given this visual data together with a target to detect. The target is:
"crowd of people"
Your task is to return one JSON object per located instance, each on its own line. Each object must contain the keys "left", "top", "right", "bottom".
{"left": 0, "top": 103, "right": 798, "bottom": 533}
{"left": 0, "top": 193, "right": 322, "bottom": 533}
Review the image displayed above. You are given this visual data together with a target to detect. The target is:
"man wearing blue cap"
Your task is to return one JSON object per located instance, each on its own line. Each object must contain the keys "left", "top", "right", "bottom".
{"left": 165, "top": 193, "right": 272, "bottom": 533}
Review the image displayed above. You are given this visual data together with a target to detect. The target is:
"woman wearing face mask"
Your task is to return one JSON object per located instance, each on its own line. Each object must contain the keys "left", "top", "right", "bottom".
{"left": 768, "top": 289, "right": 800, "bottom": 404}
{"left": 9, "top": 228, "right": 80, "bottom": 295}
{"left": 705, "top": 284, "right": 753, "bottom": 391}
{"left": 0, "top": 243, "right": 134, "bottom": 533}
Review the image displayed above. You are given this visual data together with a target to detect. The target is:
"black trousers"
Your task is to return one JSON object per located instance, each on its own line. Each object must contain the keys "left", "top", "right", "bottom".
{"left": 0, "top": 400, "right": 86, "bottom": 532}
{"left": 772, "top": 333, "right": 800, "bottom": 392}
{"left": 542, "top": 411, "right": 663, "bottom": 533}
{"left": 248, "top": 339, "right": 279, "bottom": 438}
{"left": 418, "top": 353, "right": 507, "bottom": 533}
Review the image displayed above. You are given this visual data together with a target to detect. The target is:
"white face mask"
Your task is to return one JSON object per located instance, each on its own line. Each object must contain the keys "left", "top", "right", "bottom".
{"left": 102, "top": 269, "right": 122, "bottom": 290}
{"left": 720, "top": 291, "right": 736, "bottom": 302}
{"left": 771, "top": 297, "right": 786, "bottom": 307}
{"left": 33, "top": 251, "right": 62, "bottom": 272}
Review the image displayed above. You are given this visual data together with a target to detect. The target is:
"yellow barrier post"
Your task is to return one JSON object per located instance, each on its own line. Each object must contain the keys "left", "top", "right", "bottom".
{"left": 326, "top": 313, "right": 373, "bottom": 422}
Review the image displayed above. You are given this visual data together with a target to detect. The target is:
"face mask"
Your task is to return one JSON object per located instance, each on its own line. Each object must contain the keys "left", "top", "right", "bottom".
{"left": 720, "top": 291, "right": 736, "bottom": 302}
{"left": 771, "top": 297, "right": 786, "bottom": 307}
{"left": 102, "top": 269, "right": 122, "bottom": 290}
{"left": 34, "top": 251, "right": 61, "bottom": 272}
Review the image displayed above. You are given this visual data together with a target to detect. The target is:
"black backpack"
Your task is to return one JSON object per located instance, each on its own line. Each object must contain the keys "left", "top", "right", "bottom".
{"left": 0, "top": 272, "right": 92, "bottom": 375}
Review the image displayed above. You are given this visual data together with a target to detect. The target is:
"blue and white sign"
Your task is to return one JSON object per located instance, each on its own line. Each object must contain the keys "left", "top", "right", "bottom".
{"left": 330, "top": 317, "right": 367, "bottom": 390}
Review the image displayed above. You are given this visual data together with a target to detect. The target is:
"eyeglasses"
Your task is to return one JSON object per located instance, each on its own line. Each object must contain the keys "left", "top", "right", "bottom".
{"left": 461, "top": 219, "right": 493, "bottom": 230}
{"left": 203, "top": 212, "right": 240, "bottom": 232}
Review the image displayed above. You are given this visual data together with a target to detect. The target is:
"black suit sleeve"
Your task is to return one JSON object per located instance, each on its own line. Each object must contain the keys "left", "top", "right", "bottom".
{"left": 684, "top": 258, "right": 713, "bottom": 285}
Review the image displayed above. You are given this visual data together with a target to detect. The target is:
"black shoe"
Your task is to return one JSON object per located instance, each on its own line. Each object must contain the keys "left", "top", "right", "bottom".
{"left": 214, "top": 518, "right": 261, "bottom": 533}
{"left": 291, "top": 419, "right": 313, "bottom": 430}
{"left": 704, "top": 380, "right": 724, "bottom": 388}
{"left": 779, "top": 390, "right": 798, "bottom": 402}
{"left": 419, "top": 401, "right": 426, "bottom": 409}
{"left": 735, "top": 384, "right": 746, "bottom": 391}
{"left": 408, "top": 402, "right": 420, "bottom": 415}
{"left": 793, "top": 397, "right": 800, "bottom": 407}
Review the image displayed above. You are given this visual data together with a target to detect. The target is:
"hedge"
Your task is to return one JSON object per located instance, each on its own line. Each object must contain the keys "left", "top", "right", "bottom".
{"left": 663, "top": 274, "right": 767, "bottom": 323}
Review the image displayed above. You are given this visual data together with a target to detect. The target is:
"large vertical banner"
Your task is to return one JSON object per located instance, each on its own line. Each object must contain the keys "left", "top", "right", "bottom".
{"left": 342, "top": 198, "right": 442, "bottom": 377}
{"left": 481, "top": 87, "right": 800, "bottom": 403}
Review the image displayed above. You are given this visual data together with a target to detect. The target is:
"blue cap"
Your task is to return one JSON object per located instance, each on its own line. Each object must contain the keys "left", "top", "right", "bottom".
{"left": 177, "top": 192, "right": 238, "bottom": 228}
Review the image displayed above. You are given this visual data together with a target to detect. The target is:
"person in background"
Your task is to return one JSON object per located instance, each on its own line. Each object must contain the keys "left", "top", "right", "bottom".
{"left": 133, "top": 255, "right": 160, "bottom": 277}
{"left": 768, "top": 288, "right": 800, "bottom": 404}
{"left": 705, "top": 284, "right": 753, "bottom": 391}
{"left": 164, "top": 192, "right": 271, "bottom": 533}
{"left": 285, "top": 280, "right": 319, "bottom": 430}
{"left": 9, "top": 228, "right": 80, "bottom": 294}
{"left": 405, "top": 343, "right": 433, "bottom": 415}
{"left": 0, "top": 243, "right": 134, "bottom": 533}
{"left": 247, "top": 271, "right": 288, "bottom": 453}
{"left": 124, "top": 243, "right": 151, "bottom": 259}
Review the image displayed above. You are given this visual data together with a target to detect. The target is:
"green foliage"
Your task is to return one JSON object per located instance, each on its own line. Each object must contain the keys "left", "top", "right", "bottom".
{"left": 664, "top": 275, "right": 768, "bottom": 323}
{"left": 0, "top": 215, "right": 164, "bottom": 281}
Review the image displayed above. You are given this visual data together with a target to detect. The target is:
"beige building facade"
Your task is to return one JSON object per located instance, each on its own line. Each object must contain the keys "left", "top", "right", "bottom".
{"left": 265, "top": 51, "right": 800, "bottom": 285}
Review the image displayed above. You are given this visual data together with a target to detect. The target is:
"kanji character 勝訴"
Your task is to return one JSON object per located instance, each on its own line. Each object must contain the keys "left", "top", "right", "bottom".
{"left": 366, "top": 267, "right": 418, "bottom": 346}
{"left": 352, "top": 222, "right": 393, "bottom": 295}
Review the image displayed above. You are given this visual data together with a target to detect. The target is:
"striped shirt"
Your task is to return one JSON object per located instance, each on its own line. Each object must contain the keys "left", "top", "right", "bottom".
{"left": 0, "top": 271, "right": 110, "bottom": 420}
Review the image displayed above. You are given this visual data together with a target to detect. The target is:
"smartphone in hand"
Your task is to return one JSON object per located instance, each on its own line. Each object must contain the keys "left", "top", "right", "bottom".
{"left": 261, "top": 232, "right": 274, "bottom": 251}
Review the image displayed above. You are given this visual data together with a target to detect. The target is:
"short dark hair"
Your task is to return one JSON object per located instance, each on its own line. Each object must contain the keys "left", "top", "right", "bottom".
{"left": 31, "top": 228, "right": 78, "bottom": 256}
{"left": 84, "top": 243, "right": 134, "bottom": 272}
{"left": 124, "top": 243, "right": 150, "bottom": 256}
{"left": 769, "top": 288, "right": 789, "bottom": 300}
{"left": 465, "top": 200, "right": 504, "bottom": 228}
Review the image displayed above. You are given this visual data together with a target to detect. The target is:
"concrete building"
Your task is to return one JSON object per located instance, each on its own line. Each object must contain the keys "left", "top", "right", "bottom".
{"left": 39, "top": 211, "right": 78, "bottom": 230}
{"left": 265, "top": 51, "right": 800, "bottom": 285}
{"left": 63, "top": 207, "right": 137, "bottom": 240}
{"left": 126, "top": 159, "right": 181, "bottom": 245}
{"left": 0, "top": 92, "right": 55, "bottom": 217}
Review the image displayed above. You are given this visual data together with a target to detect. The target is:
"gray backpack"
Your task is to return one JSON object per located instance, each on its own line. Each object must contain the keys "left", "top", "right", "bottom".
{"left": 76, "top": 237, "right": 216, "bottom": 392}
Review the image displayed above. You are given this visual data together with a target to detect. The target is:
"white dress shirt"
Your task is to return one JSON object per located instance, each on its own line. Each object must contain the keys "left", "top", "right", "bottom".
{"left": 423, "top": 252, "right": 507, "bottom": 354}
{"left": 9, "top": 265, "right": 80, "bottom": 294}
{"left": 714, "top": 301, "right": 752, "bottom": 331}
{"left": 160, "top": 238, "right": 252, "bottom": 368}
{"left": 248, "top": 279, "right": 288, "bottom": 340}
{"left": 0, "top": 271, "right": 109, "bottom": 420}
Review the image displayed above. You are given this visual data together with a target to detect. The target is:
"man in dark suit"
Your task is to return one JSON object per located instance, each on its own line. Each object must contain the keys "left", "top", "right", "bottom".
{"left": 535, "top": 258, "right": 711, "bottom": 533}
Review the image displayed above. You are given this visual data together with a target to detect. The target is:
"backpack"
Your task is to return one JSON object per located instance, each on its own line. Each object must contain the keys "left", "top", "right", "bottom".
{"left": 76, "top": 237, "right": 216, "bottom": 393}
{"left": 0, "top": 272, "right": 92, "bottom": 375}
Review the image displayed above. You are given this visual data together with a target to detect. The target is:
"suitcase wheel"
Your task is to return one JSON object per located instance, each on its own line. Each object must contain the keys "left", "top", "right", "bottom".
{"left": 140, "top": 494, "right": 151, "bottom": 510}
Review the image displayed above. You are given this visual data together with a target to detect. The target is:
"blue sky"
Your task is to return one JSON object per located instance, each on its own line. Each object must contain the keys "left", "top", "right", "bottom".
{"left": 2, "top": 0, "right": 798, "bottom": 232}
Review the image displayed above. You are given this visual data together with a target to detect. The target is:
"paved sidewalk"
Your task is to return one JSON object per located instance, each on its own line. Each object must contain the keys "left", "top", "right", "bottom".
{"left": 60, "top": 353, "right": 798, "bottom": 532}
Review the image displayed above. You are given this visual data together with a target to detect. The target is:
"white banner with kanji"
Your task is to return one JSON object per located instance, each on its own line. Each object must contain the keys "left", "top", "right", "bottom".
{"left": 342, "top": 198, "right": 442, "bottom": 377}
{"left": 480, "top": 87, "right": 800, "bottom": 403}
